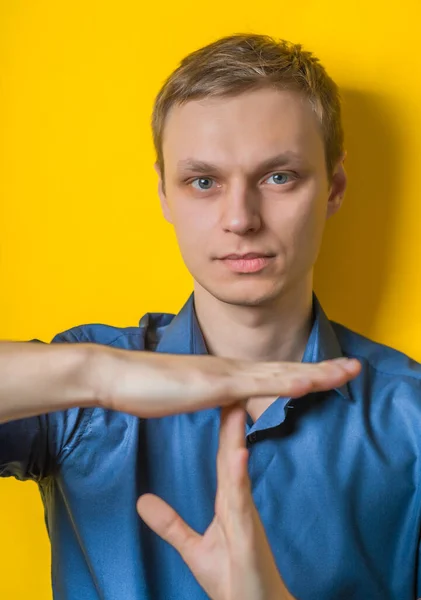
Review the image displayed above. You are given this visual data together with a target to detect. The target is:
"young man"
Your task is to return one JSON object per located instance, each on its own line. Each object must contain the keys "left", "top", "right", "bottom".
{"left": 1, "top": 32, "right": 420, "bottom": 599}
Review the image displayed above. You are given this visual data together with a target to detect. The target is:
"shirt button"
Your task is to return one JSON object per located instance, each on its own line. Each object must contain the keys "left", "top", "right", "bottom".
{"left": 249, "top": 432, "right": 258, "bottom": 443}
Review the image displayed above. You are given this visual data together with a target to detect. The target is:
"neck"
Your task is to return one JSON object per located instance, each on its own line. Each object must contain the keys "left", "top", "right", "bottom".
{"left": 193, "top": 278, "right": 314, "bottom": 364}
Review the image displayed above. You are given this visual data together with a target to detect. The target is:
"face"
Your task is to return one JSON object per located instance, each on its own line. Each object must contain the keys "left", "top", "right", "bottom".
{"left": 157, "top": 87, "right": 346, "bottom": 307}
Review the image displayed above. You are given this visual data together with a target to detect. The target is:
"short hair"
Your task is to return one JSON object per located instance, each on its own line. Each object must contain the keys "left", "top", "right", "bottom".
{"left": 152, "top": 33, "right": 344, "bottom": 183}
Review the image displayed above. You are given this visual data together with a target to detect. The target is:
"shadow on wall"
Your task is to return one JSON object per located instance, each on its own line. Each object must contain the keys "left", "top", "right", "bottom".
{"left": 314, "top": 88, "right": 402, "bottom": 336}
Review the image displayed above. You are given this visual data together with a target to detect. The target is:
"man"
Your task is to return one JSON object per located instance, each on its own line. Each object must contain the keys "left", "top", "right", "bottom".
{"left": 1, "top": 32, "right": 420, "bottom": 599}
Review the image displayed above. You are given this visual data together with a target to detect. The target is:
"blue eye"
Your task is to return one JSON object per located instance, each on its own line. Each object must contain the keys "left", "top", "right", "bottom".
{"left": 191, "top": 178, "right": 214, "bottom": 190}
{"left": 267, "top": 173, "right": 290, "bottom": 185}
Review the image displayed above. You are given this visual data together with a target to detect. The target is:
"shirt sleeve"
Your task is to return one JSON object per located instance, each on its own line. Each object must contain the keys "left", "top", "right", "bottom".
{"left": 0, "top": 332, "right": 94, "bottom": 482}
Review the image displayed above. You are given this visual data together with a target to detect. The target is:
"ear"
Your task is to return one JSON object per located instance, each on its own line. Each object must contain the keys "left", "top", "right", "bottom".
{"left": 326, "top": 151, "right": 347, "bottom": 219}
{"left": 154, "top": 163, "right": 173, "bottom": 224}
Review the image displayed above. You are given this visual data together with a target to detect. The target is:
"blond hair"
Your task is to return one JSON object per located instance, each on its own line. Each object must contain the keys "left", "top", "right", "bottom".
{"left": 152, "top": 33, "right": 344, "bottom": 182}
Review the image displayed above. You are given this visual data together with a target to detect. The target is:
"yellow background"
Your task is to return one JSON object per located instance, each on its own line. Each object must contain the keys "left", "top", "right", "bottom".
{"left": 1, "top": 0, "right": 420, "bottom": 597}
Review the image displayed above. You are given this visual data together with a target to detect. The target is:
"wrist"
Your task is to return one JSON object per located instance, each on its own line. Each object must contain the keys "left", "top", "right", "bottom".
{"left": 79, "top": 343, "right": 116, "bottom": 410}
{"left": 51, "top": 343, "right": 105, "bottom": 410}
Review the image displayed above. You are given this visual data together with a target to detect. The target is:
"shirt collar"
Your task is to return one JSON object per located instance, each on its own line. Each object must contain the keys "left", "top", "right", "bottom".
{"left": 304, "top": 295, "right": 350, "bottom": 400}
{"left": 155, "top": 292, "right": 350, "bottom": 400}
{"left": 154, "top": 293, "right": 207, "bottom": 356}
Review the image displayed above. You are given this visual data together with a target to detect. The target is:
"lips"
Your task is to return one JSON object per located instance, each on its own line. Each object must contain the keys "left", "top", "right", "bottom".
{"left": 221, "top": 252, "right": 273, "bottom": 260}
{"left": 218, "top": 253, "right": 275, "bottom": 274}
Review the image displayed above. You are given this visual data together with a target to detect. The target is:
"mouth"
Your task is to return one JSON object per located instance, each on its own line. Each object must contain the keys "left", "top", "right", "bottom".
{"left": 218, "top": 253, "right": 275, "bottom": 274}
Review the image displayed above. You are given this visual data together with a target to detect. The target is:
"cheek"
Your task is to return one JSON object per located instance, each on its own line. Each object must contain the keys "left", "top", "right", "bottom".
{"left": 170, "top": 202, "right": 215, "bottom": 258}
{"left": 275, "top": 190, "right": 327, "bottom": 262}
{"left": 296, "top": 200, "right": 326, "bottom": 241}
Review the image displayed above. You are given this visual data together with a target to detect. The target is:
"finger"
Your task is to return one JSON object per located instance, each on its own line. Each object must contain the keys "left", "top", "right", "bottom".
{"left": 220, "top": 404, "right": 246, "bottom": 453}
{"left": 231, "top": 358, "right": 361, "bottom": 400}
{"left": 217, "top": 404, "right": 246, "bottom": 491}
{"left": 217, "top": 439, "right": 255, "bottom": 542}
{"left": 137, "top": 494, "right": 200, "bottom": 562}
{"left": 230, "top": 446, "right": 252, "bottom": 508}
{"left": 216, "top": 405, "right": 256, "bottom": 523}
{"left": 225, "top": 448, "right": 277, "bottom": 550}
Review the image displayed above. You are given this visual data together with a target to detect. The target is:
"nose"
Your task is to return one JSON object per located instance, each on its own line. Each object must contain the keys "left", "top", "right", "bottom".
{"left": 220, "top": 183, "right": 261, "bottom": 235}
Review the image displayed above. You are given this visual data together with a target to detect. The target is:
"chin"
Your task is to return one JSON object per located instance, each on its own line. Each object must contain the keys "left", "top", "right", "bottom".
{"left": 198, "top": 277, "right": 285, "bottom": 308}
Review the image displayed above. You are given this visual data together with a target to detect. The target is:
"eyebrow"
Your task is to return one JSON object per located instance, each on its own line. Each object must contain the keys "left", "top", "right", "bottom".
{"left": 176, "top": 151, "right": 306, "bottom": 175}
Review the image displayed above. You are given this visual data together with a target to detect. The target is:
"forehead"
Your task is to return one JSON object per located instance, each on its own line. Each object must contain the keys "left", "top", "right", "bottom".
{"left": 162, "top": 88, "right": 325, "bottom": 169}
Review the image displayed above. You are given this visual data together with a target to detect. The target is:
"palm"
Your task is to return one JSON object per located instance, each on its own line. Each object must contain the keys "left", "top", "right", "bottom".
{"left": 187, "top": 514, "right": 237, "bottom": 598}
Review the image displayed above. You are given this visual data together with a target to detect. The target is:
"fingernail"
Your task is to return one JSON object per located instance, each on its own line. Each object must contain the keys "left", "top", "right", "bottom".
{"left": 335, "top": 358, "right": 360, "bottom": 371}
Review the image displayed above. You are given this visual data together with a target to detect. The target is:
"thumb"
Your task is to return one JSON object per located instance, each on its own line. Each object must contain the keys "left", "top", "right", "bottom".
{"left": 137, "top": 493, "right": 200, "bottom": 562}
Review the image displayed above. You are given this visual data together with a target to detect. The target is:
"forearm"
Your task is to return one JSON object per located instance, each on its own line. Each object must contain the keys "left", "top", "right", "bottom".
{"left": 0, "top": 339, "right": 360, "bottom": 424}
{"left": 0, "top": 342, "right": 101, "bottom": 423}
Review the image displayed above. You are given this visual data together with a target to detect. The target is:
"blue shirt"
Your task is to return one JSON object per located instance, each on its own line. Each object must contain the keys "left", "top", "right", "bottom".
{"left": 1, "top": 293, "right": 421, "bottom": 600}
